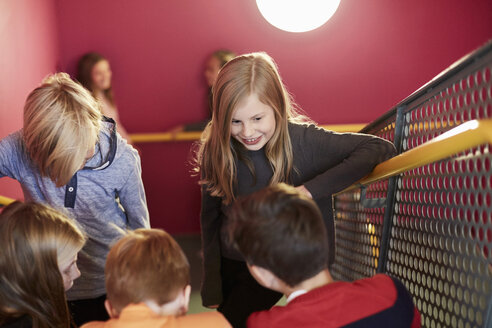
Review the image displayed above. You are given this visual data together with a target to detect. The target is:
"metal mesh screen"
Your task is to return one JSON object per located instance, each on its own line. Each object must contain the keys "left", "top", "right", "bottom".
{"left": 332, "top": 43, "right": 492, "bottom": 327}
{"left": 402, "top": 65, "right": 491, "bottom": 152}
{"left": 331, "top": 115, "right": 397, "bottom": 281}
{"left": 385, "top": 61, "right": 492, "bottom": 328}
{"left": 388, "top": 157, "right": 491, "bottom": 328}
{"left": 331, "top": 183, "right": 386, "bottom": 281}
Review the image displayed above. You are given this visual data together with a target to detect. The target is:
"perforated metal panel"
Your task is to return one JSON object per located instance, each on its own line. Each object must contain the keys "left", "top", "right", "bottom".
{"left": 402, "top": 64, "right": 492, "bottom": 152}
{"left": 385, "top": 60, "right": 492, "bottom": 328}
{"left": 331, "top": 114, "right": 398, "bottom": 281}
{"left": 388, "top": 157, "right": 492, "bottom": 328}
{"left": 332, "top": 182, "right": 388, "bottom": 281}
{"left": 332, "top": 42, "right": 492, "bottom": 328}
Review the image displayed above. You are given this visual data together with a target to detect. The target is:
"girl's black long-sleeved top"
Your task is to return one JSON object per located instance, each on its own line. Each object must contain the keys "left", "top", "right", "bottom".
{"left": 200, "top": 123, "right": 397, "bottom": 306}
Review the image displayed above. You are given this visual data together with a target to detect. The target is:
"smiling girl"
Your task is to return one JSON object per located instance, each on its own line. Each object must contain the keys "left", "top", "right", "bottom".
{"left": 77, "top": 52, "right": 131, "bottom": 143}
{"left": 195, "top": 52, "right": 396, "bottom": 327}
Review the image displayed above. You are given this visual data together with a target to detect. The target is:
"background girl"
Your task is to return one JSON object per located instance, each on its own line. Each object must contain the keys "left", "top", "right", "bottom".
{"left": 0, "top": 73, "right": 150, "bottom": 326}
{"left": 0, "top": 201, "right": 86, "bottom": 328}
{"left": 204, "top": 50, "right": 236, "bottom": 92}
{"left": 77, "top": 52, "right": 132, "bottom": 143}
{"left": 195, "top": 52, "right": 396, "bottom": 327}
{"left": 172, "top": 49, "right": 236, "bottom": 133}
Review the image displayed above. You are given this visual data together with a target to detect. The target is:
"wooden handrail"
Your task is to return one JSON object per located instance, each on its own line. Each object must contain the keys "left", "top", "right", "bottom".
{"left": 129, "top": 123, "right": 367, "bottom": 143}
{"left": 339, "top": 119, "right": 492, "bottom": 194}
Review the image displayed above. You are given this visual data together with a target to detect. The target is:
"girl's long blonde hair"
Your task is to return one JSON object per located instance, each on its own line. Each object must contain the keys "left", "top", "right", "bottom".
{"left": 195, "top": 52, "right": 307, "bottom": 204}
{"left": 23, "top": 72, "right": 102, "bottom": 187}
{"left": 0, "top": 201, "right": 86, "bottom": 328}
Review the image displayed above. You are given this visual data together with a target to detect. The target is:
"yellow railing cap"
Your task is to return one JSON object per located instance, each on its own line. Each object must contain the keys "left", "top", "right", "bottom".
{"left": 0, "top": 195, "right": 15, "bottom": 206}
{"left": 339, "top": 119, "right": 492, "bottom": 194}
{"left": 129, "top": 123, "right": 367, "bottom": 143}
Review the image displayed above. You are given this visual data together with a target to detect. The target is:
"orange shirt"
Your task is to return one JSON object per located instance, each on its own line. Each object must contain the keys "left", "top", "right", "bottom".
{"left": 81, "top": 303, "right": 231, "bottom": 328}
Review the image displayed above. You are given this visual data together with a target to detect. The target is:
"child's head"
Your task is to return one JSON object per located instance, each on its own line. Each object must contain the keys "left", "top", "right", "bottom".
{"left": 211, "top": 52, "right": 293, "bottom": 146}
{"left": 23, "top": 72, "right": 102, "bottom": 187}
{"left": 204, "top": 49, "right": 236, "bottom": 87}
{"left": 77, "top": 52, "right": 112, "bottom": 93}
{"left": 105, "top": 229, "right": 191, "bottom": 317}
{"left": 228, "top": 183, "right": 329, "bottom": 288}
{"left": 0, "top": 201, "right": 86, "bottom": 327}
{"left": 197, "top": 52, "right": 306, "bottom": 203}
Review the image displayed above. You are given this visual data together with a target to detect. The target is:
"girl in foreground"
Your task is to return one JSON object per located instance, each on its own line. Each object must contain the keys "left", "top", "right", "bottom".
{"left": 195, "top": 52, "right": 396, "bottom": 327}
{"left": 0, "top": 201, "right": 86, "bottom": 328}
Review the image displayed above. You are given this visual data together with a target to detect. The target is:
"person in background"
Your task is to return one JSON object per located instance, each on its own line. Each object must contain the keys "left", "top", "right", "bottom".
{"left": 77, "top": 52, "right": 132, "bottom": 143}
{"left": 171, "top": 49, "right": 236, "bottom": 133}
{"left": 81, "top": 228, "right": 231, "bottom": 328}
{"left": 0, "top": 201, "right": 86, "bottom": 328}
{"left": 194, "top": 52, "right": 396, "bottom": 327}
{"left": 0, "top": 73, "right": 150, "bottom": 326}
{"left": 204, "top": 50, "right": 236, "bottom": 95}
{"left": 228, "top": 184, "right": 420, "bottom": 328}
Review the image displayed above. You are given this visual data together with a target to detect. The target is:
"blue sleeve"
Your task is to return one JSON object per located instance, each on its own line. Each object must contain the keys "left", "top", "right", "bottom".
{"left": 0, "top": 132, "right": 24, "bottom": 181}
{"left": 117, "top": 151, "right": 150, "bottom": 229}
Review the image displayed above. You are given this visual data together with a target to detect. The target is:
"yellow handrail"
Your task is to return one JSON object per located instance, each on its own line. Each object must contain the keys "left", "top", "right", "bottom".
{"left": 340, "top": 119, "right": 492, "bottom": 193}
{"left": 129, "top": 123, "right": 367, "bottom": 143}
{"left": 320, "top": 123, "right": 366, "bottom": 132}
{"left": 0, "top": 195, "right": 15, "bottom": 206}
{"left": 3, "top": 121, "right": 490, "bottom": 203}
{"left": 130, "top": 131, "right": 202, "bottom": 143}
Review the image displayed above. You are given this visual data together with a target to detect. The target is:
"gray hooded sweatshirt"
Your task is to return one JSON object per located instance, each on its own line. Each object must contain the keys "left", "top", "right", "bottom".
{"left": 0, "top": 119, "right": 150, "bottom": 300}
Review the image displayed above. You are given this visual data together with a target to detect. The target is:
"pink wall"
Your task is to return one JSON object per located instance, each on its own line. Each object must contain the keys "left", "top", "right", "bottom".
{"left": 55, "top": 0, "right": 492, "bottom": 234}
{"left": 0, "top": 0, "right": 59, "bottom": 200}
{"left": 5, "top": 0, "right": 490, "bottom": 233}
{"left": 55, "top": 0, "right": 492, "bottom": 129}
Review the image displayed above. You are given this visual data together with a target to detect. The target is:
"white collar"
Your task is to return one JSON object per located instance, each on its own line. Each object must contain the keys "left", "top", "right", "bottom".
{"left": 286, "top": 289, "right": 308, "bottom": 304}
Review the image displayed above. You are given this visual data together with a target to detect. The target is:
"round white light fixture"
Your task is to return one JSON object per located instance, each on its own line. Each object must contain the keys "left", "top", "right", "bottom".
{"left": 256, "top": 0, "right": 341, "bottom": 33}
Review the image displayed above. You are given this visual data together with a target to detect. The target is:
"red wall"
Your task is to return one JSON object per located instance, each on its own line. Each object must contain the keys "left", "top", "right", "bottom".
{"left": 0, "top": 0, "right": 59, "bottom": 200}
{"left": 55, "top": 0, "right": 492, "bottom": 234}
{"left": 55, "top": 0, "right": 492, "bottom": 129}
{"left": 3, "top": 0, "right": 491, "bottom": 233}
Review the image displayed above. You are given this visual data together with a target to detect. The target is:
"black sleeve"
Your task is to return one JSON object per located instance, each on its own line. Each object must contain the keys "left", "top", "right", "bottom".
{"left": 295, "top": 124, "right": 396, "bottom": 199}
{"left": 183, "top": 119, "right": 210, "bottom": 132}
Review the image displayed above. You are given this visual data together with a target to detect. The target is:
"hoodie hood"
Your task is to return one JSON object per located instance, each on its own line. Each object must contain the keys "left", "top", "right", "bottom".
{"left": 64, "top": 117, "right": 117, "bottom": 208}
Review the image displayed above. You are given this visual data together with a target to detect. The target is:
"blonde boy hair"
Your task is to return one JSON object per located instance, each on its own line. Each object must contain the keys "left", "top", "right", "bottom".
{"left": 0, "top": 201, "right": 86, "bottom": 328}
{"left": 105, "top": 229, "right": 190, "bottom": 314}
{"left": 23, "top": 72, "right": 102, "bottom": 187}
{"left": 196, "top": 52, "right": 308, "bottom": 204}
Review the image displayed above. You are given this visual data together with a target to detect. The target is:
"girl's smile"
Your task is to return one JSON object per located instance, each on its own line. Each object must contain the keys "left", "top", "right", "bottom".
{"left": 231, "top": 93, "right": 276, "bottom": 151}
{"left": 243, "top": 135, "right": 262, "bottom": 145}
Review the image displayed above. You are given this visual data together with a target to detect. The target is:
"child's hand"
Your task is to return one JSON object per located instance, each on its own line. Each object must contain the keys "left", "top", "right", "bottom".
{"left": 295, "top": 185, "right": 312, "bottom": 199}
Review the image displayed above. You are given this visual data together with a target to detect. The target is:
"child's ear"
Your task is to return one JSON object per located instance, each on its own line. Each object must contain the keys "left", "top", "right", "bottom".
{"left": 181, "top": 285, "right": 191, "bottom": 314}
{"left": 104, "top": 299, "right": 119, "bottom": 318}
{"left": 248, "top": 264, "right": 278, "bottom": 290}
